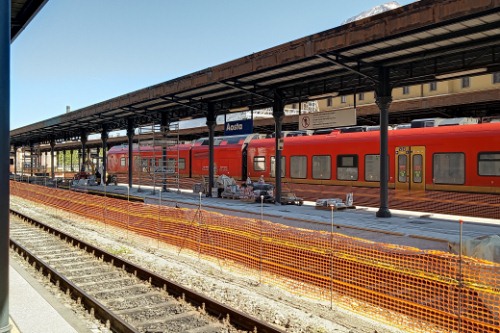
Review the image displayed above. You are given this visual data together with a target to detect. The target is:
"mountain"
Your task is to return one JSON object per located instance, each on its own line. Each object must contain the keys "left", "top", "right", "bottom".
{"left": 341, "top": 1, "right": 402, "bottom": 25}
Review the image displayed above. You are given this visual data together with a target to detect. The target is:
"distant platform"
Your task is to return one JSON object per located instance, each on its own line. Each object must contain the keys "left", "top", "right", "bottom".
{"left": 67, "top": 183, "right": 500, "bottom": 262}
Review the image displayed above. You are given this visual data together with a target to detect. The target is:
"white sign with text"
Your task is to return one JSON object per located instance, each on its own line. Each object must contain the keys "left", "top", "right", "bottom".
{"left": 299, "top": 109, "right": 356, "bottom": 130}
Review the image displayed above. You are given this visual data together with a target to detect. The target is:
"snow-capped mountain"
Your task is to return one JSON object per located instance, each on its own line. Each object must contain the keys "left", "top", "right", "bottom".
{"left": 342, "top": 1, "right": 402, "bottom": 25}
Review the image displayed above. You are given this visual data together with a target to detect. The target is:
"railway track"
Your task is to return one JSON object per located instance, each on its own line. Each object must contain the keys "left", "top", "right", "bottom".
{"left": 9, "top": 209, "right": 284, "bottom": 333}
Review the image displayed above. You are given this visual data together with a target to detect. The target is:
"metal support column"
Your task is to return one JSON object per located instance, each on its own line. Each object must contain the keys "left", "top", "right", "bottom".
{"left": 29, "top": 142, "right": 33, "bottom": 176}
{"left": 273, "top": 90, "right": 285, "bottom": 205}
{"left": 101, "top": 127, "right": 108, "bottom": 185}
{"left": 62, "top": 150, "right": 66, "bottom": 176}
{"left": 95, "top": 147, "right": 100, "bottom": 172}
{"left": 77, "top": 149, "right": 81, "bottom": 171}
{"left": 161, "top": 113, "right": 169, "bottom": 191}
{"left": 13, "top": 146, "right": 17, "bottom": 176}
{"left": 50, "top": 139, "right": 55, "bottom": 179}
{"left": 206, "top": 103, "right": 216, "bottom": 197}
{"left": 80, "top": 130, "right": 87, "bottom": 172}
{"left": 375, "top": 67, "right": 392, "bottom": 218}
{"left": 127, "top": 119, "right": 134, "bottom": 188}
{"left": 0, "top": 1, "right": 10, "bottom": 330}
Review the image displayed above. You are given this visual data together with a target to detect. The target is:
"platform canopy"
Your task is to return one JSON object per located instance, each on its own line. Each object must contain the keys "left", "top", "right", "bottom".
{"left": 11, "top": 0, "right": 48, "bottom": 42}
{"left": 10, "top": 0, "right": 500, "bottom": 146}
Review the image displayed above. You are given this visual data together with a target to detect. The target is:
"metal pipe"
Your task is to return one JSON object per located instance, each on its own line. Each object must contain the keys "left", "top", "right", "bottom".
{"left": 0, "top": 1, "right": 10, "bottom": 331}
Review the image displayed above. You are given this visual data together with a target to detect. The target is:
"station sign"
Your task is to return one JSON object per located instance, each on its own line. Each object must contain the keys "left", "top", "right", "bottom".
{"left": 299, "top": 109, "right": 357, "bottom": 130}
{"left": 224, "top": 119, "right": 253, "bottom": 136}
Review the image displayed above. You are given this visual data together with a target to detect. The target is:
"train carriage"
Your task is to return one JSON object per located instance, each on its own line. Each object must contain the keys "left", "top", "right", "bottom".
{"left": 245, "top": 122, "right": 500, "bottom": 194}
{"left": 107, "top": 143, "right": 192, "bottom": 179}
{"left": 107, "top": 122, "right": 500, "bottom": 195}
{"left": 190, "top": 134, "right": 263, "bottom": 180}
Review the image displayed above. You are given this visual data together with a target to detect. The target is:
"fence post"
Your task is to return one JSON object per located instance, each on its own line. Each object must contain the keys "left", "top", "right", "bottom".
{"left": 260, "top": 195, "right": 264, "bottom": 284}
{"left": 458, "top": 219, "right": 463, "bottom": 333}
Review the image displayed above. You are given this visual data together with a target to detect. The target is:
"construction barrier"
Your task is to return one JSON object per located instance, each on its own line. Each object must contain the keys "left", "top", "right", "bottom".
{"left": 10, "top": 181, "right": 500, "bottom": 333}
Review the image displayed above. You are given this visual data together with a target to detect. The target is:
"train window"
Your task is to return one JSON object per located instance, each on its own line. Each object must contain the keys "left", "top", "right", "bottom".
{"left": 365, "top": 155, "right": 380, "bottom": 182}
{"left": 412, "top": 154, "right": 423, "bottom": 183}
{"left": 494, "top": 72, "right": 500, "bottom": 84}
{"left": 337, "top": 155, "right": 358, "bottom": 181}
{"left": 141, "top": 158, "right": 148, "bottom": 172}
{"left": 167, "top": 158, "right": 176, "bottom": 173}
{"left": 398, "top": 154, "right": 408, "bottom": 183}
{"left": 312, "top": 155, "right": 331, "bottom": 179}
{"left": 461, "top": 77, "right": 470, "bottom": 88}
{"left": 179, "top": 158, "right": 186, "bottom": 170}
{"left": 478, "top": 152, "right": 500, "bottom": 176}
{"left": 433, "top": 153, "right": 465, "bottom": 184}
{"left": 120, "top": 157, "right": 126, "bottom": 167}
{"left": 290, "top": 156, "right": 307, "bottom": 179}
{"left": 270, "top": 156, "right": 285, "bottom": 178}
{"left": 254, "top": 156, "right": 266, "bottom": 171}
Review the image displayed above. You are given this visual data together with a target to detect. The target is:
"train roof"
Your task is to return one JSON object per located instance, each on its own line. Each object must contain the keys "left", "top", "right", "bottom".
{"left": 247, "top": 122, "right": 500, "bottom": 146}
{"left": 193, "top": 133, "right": 265, "bottom": 147}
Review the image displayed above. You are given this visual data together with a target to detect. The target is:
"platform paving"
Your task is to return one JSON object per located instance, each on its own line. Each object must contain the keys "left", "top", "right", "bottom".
{"left": 73, "top": 183, "right": 500, "bottom": 255}
{"left": 9, "top": 260, "right": 92, "bottom": 333}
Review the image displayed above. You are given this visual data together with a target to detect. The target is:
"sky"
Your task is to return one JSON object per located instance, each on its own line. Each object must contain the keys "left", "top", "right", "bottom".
{"left": 11, "top": 0, "right": 416, "bottom": 130}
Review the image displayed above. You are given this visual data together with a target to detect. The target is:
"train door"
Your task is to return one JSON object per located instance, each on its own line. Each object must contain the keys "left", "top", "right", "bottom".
{"left": 395, "top": 146, "right": 425, "bottom": 191}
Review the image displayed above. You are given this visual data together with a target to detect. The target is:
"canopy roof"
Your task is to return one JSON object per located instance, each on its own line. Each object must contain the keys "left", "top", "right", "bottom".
{"left": 10, "top": 0, "right": 500, "bottom": 146}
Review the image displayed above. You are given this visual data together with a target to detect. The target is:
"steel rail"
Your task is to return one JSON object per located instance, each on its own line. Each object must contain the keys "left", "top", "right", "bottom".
{"left": 9, "top": 208, "right": 285, "bottom": 333}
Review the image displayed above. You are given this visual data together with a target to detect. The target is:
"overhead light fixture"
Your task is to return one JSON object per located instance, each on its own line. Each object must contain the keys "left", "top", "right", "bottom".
{"left": 308, "top": 92, "right": 339, "bottom": 100}
{"left": 435, "top": 68, "right": 487, "bottom": 80}
{"left": 228, "top": 106, "right": 249, "bottom": 112}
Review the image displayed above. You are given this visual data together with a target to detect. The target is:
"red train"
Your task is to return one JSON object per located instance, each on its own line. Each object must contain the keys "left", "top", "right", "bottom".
{"left": 107, "top": 122, "right": 500, "bottom": 195}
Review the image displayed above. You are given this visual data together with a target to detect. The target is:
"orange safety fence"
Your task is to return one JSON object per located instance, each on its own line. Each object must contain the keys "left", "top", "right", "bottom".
{"left": 10, "top": 181, "right": 500, "bottom": 333}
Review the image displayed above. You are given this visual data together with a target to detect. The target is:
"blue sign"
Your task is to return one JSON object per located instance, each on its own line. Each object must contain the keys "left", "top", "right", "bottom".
{"left": 224, "top": 119, "right": 253, "bottom": 135}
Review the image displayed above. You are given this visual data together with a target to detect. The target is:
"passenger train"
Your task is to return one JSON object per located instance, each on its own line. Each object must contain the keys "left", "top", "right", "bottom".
{"left": 106, "top": 121, "right": 500, "bottom": 195}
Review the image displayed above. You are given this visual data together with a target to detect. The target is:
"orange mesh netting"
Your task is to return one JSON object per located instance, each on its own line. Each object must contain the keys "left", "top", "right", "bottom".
{"left": 11, "top": 181, "right": 500, "bottom": 333}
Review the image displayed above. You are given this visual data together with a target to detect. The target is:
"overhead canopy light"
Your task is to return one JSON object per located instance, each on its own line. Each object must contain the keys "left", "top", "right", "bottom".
{"left": 435, "top": 68, "right": 487, "bottom": 80}
{"left": 228, "top": 106, "right": 250, "bottom": 112}
{"left": 308, "top": 92, "right": 339, "bottom": 100}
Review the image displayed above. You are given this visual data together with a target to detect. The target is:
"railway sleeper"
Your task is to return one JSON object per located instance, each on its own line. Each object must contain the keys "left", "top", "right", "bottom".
{"left": 134, "top": 311, "right": 208, "bottom": 332}
{"left": 105, "top": 292, "right": 167, "bottom": 310}
{"left": 77, "top": 277, "right": 138, "bottom": 290}
{"left": 48, "top": 258, "right": 99, "bottom": 268}
{"left": 93, "top": 284, "right": 152, "bottom": 299}
{"left": 66, "top": 271, "right": 123, "bottom": 282}
{"left": 114, "top": 300, "right": 179, "bottom": 315}
{"left": 120, "top": 303, "right": 192, "bottom": 324}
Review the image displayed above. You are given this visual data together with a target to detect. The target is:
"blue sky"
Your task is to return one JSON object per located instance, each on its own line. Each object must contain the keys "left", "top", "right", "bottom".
{"left": 11, "top": 0, "right": 416, "bottom": 130}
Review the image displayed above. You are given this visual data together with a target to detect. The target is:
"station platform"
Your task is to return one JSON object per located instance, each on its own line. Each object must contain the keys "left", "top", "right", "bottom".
{"left": 73, "top": 183, "right": 500, "bottom": 257}
{"left": 8, "top": 260, "right": 92, "bottom": 333}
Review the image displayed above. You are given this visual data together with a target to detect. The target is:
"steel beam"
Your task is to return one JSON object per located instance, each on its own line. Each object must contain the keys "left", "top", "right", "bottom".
{"left": 0, "top": 1, "right": 10, "bottom": 331}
